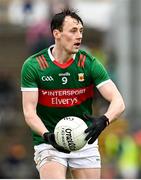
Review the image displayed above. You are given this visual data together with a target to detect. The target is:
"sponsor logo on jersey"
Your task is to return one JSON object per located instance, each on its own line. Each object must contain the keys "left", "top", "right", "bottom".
{"left": 41, "top": 76, "right": 54, "bottom": 81}
{"left": 38, "top": 85, "right": 94, "bottom": 107}
{"left": 78, "top": 73, "right": 84, "bottom": 82}
{"left": 59, "top": 72, "right": 70, "bottom": 77}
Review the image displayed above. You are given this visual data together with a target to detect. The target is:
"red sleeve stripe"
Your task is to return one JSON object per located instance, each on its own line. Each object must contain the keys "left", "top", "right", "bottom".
{"left": 41, "top": 55, "right": 49, "bottom": 67}
{"left": 81, "top": 55, "right": 86, "bottom": 68}
{"left": 78, "top": 54, "right": 86, "bottom": 68}
{"left": 36, "top": 56, "right": 44, "bottom": 69}
{"left": 36, "top": 55, "right": 48, "bottom": 69}
{"left": 78, "top": 54, "right": 83, "bottom": 67}
{"left": 38, "top": 56, "right": 47, "bottom": 69}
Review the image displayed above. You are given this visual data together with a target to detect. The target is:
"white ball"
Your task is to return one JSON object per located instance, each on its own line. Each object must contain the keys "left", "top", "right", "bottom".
{"left": 54, "top": 116, "right": 88, "bottom": 151}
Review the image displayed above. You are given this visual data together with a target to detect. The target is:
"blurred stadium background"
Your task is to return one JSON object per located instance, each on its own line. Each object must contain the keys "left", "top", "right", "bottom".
{"left": 0, "top": 0, "right": 141, "bottom": 178}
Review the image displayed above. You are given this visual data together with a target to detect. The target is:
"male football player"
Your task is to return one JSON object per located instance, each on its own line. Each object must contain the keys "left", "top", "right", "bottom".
{"left": 21, "top": 9, "right": 125, "bottom": 179}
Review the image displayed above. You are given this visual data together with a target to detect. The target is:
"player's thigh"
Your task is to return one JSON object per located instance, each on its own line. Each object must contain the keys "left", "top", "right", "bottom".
{"left": 71, "top": 168, "right": 101, "bottom": 179}
{"left": 39, "top": 161, "right": 67, "bottom": 179}
{"left": 68, "top": 150, "right": 101, "bottom": 179}
{"left": 34, "top": 144, "right": 68, "bottom": 178}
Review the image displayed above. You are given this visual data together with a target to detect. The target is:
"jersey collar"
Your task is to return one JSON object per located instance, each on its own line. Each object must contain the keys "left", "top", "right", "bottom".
{"left": 48, "top": 45, "right": 76, "bottom": 62}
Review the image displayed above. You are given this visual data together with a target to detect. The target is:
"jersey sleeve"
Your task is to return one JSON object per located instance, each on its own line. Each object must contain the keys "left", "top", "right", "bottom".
{"left": 21, "top": 59, "right": 38, "bottom": 91}
{"left": 91, "top": 57, "right": 110, "bottom": 88}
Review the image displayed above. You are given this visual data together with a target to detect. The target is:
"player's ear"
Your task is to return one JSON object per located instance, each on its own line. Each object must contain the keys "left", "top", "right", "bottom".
{"left": 53, "top": 29, "right": 61, "bottom": 39}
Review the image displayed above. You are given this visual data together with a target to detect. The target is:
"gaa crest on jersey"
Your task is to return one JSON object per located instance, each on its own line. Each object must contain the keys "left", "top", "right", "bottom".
{"left": 41, "top": 76, "right": 54, "bottom": 81}
{"left": 78, "top": 73, "right": 84, "bottom": 82}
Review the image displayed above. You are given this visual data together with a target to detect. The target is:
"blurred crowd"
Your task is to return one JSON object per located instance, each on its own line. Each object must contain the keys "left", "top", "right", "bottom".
{"left": 0, "top": 0, "right": 141, "bottom": 179}
{"left": 100, "top": 119, "right": 141, "bottom": 179}
{"left": 7, "top": 0, "right": 70, "bottom": 55}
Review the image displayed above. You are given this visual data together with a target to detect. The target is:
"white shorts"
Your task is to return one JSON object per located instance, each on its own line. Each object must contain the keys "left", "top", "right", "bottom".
{"left": 34, "top": 142, "right": 101, "bottom": 171}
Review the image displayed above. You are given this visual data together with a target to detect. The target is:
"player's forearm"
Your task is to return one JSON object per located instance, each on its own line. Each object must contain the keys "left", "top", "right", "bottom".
{"left": 104, "top": 96, "right": 125, "bottom": 122}
{"left": 24, "top": 112, "right": 48, "bottom": 136}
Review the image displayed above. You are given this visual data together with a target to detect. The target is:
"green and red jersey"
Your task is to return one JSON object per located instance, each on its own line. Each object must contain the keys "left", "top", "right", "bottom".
{"left": 21, "top": 45, "right": 110, "bottom": 145}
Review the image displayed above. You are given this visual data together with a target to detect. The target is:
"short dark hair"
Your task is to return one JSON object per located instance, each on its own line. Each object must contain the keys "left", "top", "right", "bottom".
{"left": 50, "top": 9, "right": 83, "bottom": 33}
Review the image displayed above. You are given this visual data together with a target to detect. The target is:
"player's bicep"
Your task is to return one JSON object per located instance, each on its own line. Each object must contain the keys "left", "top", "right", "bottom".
{"left": 98, "top": 80, "right": 122, "bottom": 102}
{"left": 22, "top": 91, "right": 38, "bottom": 116}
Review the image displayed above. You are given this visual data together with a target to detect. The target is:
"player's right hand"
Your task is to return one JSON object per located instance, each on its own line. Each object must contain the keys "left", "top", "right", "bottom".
{"left": 43, "top": 132, "right": 70, "bottom": 153}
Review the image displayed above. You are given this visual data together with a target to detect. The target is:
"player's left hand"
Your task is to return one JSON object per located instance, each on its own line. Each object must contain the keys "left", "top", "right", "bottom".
{"left": 84, "top": 114, "right": 109, "bottom": 144}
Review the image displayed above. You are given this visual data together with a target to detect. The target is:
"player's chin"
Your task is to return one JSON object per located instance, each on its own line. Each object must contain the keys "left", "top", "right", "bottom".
{"left": 71, "top": 48, "right": 79, "bottom": 54}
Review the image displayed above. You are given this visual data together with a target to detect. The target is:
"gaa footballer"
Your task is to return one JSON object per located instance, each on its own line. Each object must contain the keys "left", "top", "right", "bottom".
{"left": 21, "top": 8, "right": 125, "bottom": 179}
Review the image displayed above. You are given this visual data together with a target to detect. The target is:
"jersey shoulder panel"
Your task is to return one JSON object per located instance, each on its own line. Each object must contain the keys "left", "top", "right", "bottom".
{"left": 22, "top": 48, "right": 49, "bottom": 72}
{"left": 78, "top": 49, "right": 110, "bottom": 87}
{"left": 76, "top": 49, "right": 93, "bottom": 68}
{"left": 21, "top": 48, "right": 48, "bottom": 89}
{"left": 21, "top": 57, "right": 38, "bottom": 89}
{"left": 78, "top": 49, "right": 94, "bottom": 61}
{"left": 91, "top": 56, "right": 110, "bottom": 87}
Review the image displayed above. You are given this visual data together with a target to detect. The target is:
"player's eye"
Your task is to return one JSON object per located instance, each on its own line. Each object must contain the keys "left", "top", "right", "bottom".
{"left": 80, "top": 28, "right": 84, "bottom": 34}
{"left": 70, "top": 29, "right": 77, "bottom": 33}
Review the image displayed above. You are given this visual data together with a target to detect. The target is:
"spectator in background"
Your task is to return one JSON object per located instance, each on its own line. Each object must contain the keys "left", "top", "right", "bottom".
{"left": 134, "top": 130, "right": 141, "bottom": 178}
{"left": 23, "top": 0, "right": 33, "bottom": 13}
{"left": 117, "top": 134, "right": 139, "bottom": 178}
{"left": 104, "top": 127, "right": 140, "bottom": 179}
{"left": 22, "top": 0, "right": 33, "bottom": 25}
